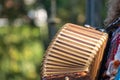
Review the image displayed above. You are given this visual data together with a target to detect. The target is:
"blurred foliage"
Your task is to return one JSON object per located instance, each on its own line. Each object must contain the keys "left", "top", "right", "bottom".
{"left": 0, "top": 0, "right": 27, "bottom": 23}
{"left": 43, "top": 0, "right": 86, "bottom": 25}
{"left": 57, "top": 0, "right": 86, "bottom": 24}
{"left": 0, "top": 0, "right": 108, "bottom": 80}
{"left": 0, "top": 26, "right": 44, "bottom": 80}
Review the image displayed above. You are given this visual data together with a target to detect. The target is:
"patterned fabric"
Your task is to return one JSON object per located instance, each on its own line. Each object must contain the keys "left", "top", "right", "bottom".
{"left": 106, "top": 27, "right": 120, "bottom": 68}
{"left": 115, "top": 44, "right": 120, "bottom": 60}
{"left": 104, "top": 27, "right": 120, "bottom": 80}
{"left": 115, "top": 67, "right": 120, "bottom": 80}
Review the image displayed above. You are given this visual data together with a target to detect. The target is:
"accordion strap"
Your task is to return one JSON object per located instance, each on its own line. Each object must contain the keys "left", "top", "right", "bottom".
{"left": 105, "top": 17, "right": 120, "bottom": 33}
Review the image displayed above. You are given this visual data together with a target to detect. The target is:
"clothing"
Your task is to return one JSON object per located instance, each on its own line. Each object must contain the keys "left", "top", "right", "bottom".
{"left": 106, "top": 27, "right": 120, "bottom": 68}
{"left": 106, "top": 61, "right": 118, "bottom": 76}
{"left": 115, "top": 44, "right": 120, "bottom": 61}
{"left": 104, "top": 27, "right": 120, "bottom": 79}
{"left": 115, "top": 67, "right": 120, "bottom": 80}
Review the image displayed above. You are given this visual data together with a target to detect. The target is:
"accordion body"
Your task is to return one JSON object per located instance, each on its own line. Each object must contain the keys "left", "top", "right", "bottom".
{"left": 41, "top": 23, "right": 108, "bottom": 80}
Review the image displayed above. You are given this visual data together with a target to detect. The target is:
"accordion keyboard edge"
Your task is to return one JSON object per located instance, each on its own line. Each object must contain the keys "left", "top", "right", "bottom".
{"left": 41, "top": 23, "right": 108, "bottom": 80}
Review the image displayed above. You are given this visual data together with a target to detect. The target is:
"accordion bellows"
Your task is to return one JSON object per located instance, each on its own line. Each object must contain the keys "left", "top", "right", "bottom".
{"left": 41, "top": 23, "right": 108, "bottom": 80}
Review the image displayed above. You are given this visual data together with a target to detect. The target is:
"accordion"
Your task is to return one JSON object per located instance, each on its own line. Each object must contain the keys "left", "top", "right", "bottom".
{"left": 41, "top": 23, "right": 108, "bottom": 80}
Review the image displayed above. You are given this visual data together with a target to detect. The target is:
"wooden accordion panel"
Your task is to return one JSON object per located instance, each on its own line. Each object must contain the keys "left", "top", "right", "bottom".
{"left": 41, "top": 23, "right": 108, "bottom": 80}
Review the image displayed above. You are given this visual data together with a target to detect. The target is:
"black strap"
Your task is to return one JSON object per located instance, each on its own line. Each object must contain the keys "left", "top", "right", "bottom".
{"left": 105, "top": 17, "right": 120, "bottom": 33}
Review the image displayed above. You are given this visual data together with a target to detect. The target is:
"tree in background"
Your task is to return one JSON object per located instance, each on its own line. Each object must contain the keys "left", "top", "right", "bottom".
{"left": 0, "top": 0, "right": 107, "bottom": 80}
{"left": 0, "top": 0, "right": 44, "bottom": 80}
{"left": 0, "top": 0, "right": 28, "bottom": 24}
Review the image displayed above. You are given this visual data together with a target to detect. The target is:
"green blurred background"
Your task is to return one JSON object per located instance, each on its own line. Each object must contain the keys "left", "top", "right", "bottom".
{"left": 0, "top": 0, "right": 107, "bottom": 80}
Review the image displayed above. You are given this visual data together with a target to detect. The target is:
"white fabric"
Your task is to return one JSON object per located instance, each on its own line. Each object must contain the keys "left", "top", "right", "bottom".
{"left": 106, "top": 61, "right": 114, "bottom": 76}
{"left": 106, "top": 61, "right": 118, "bottom": 76}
